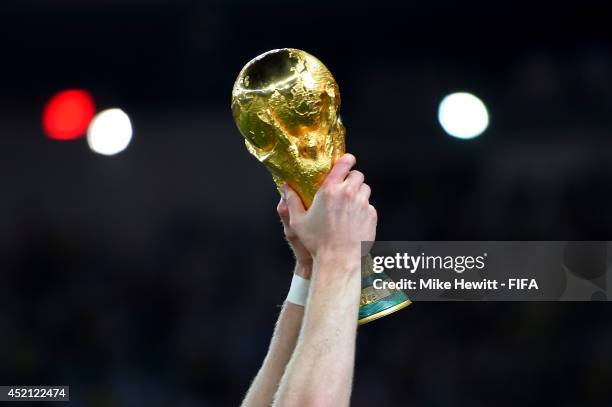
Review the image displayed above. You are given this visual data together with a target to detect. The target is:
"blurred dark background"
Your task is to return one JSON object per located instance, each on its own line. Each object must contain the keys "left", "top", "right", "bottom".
{"left": 1, "top": 0, "right": 612, "bottom": 405}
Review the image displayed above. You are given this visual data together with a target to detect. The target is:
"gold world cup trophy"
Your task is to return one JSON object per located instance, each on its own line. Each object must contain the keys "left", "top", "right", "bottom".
{"left": 231, "top": 48, "right": 411, "bottom": 324}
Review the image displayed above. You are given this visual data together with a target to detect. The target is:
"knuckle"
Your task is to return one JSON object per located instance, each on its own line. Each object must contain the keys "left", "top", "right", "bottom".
{"left": 321, "top": 185, "right": 335, "bottom": 198}
{"left": 343, "top": 186, "right": 356, "bottom": 199}
{"left": 369, "top": 205, "right": 378, "bottom": 220}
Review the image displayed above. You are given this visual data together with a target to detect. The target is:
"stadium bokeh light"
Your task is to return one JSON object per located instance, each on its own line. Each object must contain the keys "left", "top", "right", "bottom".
{"left": 42, "top": 90, "right": 96, "bottom": 141}
{"left": 438, "top": 92, "right": 489, "bottom": 139}
{"left": 87, "top": 108, "right": 133, "bottom": 156}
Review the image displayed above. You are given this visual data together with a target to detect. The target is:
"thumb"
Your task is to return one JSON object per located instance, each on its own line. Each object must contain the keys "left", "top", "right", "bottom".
{"left": 276, "top": 197, "right": 290, "bottom": 225}
{"left": 282, "top": 184, "right": 305, "bottom": 218}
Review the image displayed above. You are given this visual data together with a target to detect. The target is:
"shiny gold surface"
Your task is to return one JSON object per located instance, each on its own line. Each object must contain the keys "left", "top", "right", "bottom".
{"left": 231, "top": 48, "right": 345, "bottom": 207}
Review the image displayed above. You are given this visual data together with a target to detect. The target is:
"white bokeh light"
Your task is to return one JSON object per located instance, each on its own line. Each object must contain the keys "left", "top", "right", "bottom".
{"left": 87, "top": 108, "right": 133, "bottom": 155}
{"left": 437, "top": 92, "right": 489, "bottom": 139}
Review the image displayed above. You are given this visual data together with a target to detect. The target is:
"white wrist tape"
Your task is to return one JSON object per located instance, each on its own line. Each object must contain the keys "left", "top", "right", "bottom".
{"left": 286, "top": 274, "right": 311, "bottom": 306}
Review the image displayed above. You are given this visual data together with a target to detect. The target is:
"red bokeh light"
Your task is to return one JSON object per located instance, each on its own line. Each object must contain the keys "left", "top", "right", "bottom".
{"left": 42, "top": 90, "right": 96, "bottom": 140}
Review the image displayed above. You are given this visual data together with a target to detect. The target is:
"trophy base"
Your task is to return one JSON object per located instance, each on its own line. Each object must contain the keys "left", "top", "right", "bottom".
{"left": 358, "top": 292, "right": 412, "bottom": 325}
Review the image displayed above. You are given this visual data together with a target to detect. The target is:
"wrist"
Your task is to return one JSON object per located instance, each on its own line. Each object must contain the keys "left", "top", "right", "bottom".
{"left": 294, "top": 261, "right": 313, "bottom": 279}
{"left": 314, "top": 249, "right": 361, "bottom": 273}
{"left": 312, "top": 251, "right": 361, "bottom": 285}
{"left": 310, "top": 253, "right": 361, "bottom": 307}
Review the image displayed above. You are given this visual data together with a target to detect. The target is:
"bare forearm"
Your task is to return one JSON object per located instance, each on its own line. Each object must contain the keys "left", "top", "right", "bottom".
{"left": 274, "top": 257, "right": 360, "bottom": 407}
{"left": 241, "top": 262, "right": 312, "bottom": 407}
{"left": 241, "top": 301, "right": 303, "bottom": 407}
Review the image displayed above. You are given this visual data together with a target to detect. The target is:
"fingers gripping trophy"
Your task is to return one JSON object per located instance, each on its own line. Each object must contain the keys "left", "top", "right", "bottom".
{"left": 231, "top": 48, "right": 410, "bottom": 324}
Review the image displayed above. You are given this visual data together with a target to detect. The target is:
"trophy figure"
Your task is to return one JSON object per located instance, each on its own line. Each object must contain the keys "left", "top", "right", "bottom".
{"left": 231, "top": 48, "right": 410, "bottom": 324}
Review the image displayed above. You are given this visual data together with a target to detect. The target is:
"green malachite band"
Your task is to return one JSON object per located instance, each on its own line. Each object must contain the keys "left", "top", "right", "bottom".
{"left": 358, "top": 291, "right": 411, "bottom": 324}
